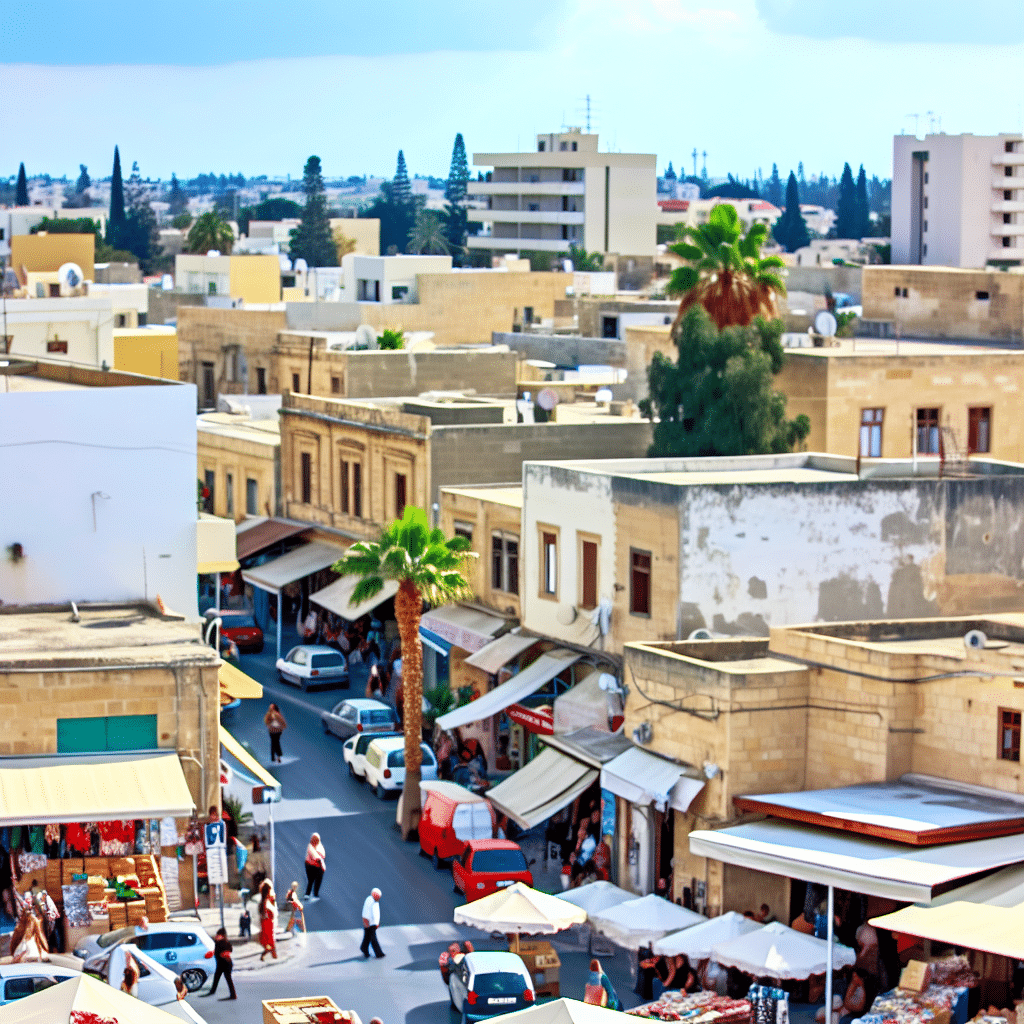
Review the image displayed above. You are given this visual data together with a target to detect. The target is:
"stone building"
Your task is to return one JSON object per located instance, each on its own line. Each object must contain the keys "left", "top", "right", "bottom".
{"left": 197, "top": 410, "right": 281, "bottom": 521}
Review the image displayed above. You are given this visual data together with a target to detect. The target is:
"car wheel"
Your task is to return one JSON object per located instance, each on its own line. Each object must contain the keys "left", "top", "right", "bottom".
{"left": 348, "top": 760, "right": 356, "bottom": 777}
{"left": 323, "top": 720, "right": 330, "bottom": 734}
{"left": 181, "top": 968, "right": 206, "bottom": 992}
{"left": 432, "top": 849, "right": 442, "bottom": 871}
{"left": 376, "top": 783, "right": 387, "bottom": 800}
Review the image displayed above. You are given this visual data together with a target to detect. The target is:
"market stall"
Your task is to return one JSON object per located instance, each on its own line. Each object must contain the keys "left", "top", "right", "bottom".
{"left": 710, "top": 921, "right": 855, "bottom": 980}
{"left": 629, "top": 990, "right": 753, "bottom": 1024}
{"left": 590, "top": 894, "right": 706, "bottom": 950}
{"left": 653, "top": 911, "right": 763, "bottom": 960}
{"left": 852, "top": 956, "right": 981, "bottom": 1024}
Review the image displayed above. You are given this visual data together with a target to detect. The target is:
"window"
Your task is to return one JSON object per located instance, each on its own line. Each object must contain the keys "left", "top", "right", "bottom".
{"left": 203, "top": 469, "right": 215, "bottom": 513}
{"left": 572, "top": 141, "right": 578, "bottom": 151}
{"left": 1004, "top": 213, "right": 1012, "bottom": 225}
{"left": 1007, "top": 141, "right": 1016, "bottom": 153}
{"left": 916, "top": 408, "right": 941, "bottom": 455}
{"left": 208, "top": 280, "right": 217, "bottom": 295}
{"left": 630, "top": 549, "right": 651, "bottom": 616}
{"left": 1006, "top": 166, "right": 1014, "bottom": 177}
{"left": 924, "top": 172, "right": 929, "bottom": 184}
{"left": 46, "top": 339, "right": 68, "bottom": 354}
{"left": 115, "top": 313, "right": 127, "bottom": 328}
{"left": 357, "top": 279, "right": 381, "bottom": 301}
{"left": 562, "top": 169, "right": 582, "bottom": 182}
{"left": 538, "top": 141, "right": 546, "bottom": 152}
{"left": 999, "top": 708, "right": 1021, "bottom": 762}
{"left": 391, "top": 285, "right": 408, "bottom": 300}
{"left": 454, "top": 521, "right": 474, "bottom": 544}
{"left": 976, "top": 291, "right": 990, "bottom": 300}
{"left": 968, "top": 407, "right": 991, "bottom": 454}
{"left": 395, "top": 472, "right": 407, "bottom": 518}
{"left": 300, "top": 452, "right": 312, "bottom": 504}
{"left": 580, "top": 538, "right": 598, "bottom": 610}
{"left": 923, "top": 244, "right": 927, "bottom": 256}
{"left": 923, "top": 196, "right": 928, "bottom": 208}
{"left": 340, "top": 460, "right": 350, "bottom": 514}
{"left": 352, "top": 462, "right": 362, "bottom": 517}
{"left": 57, "top": 714, "right": 158, "bottom": 753}
{"left": 541, "top": 531, "right": 558, "bottom": 596}
{"left": 225, "top": 472, "right": 233, "bottom": 516}
{"left": 528, "top": 202, "right": 540, "bottom": 212}
{"left": 492, "top": 532, "right": 519, "bottom": 595}
{"left": 523, "top": 306, "right": 534, "bottom": 324}
{"left": 291, "top": 372, "right": 301, "bottom": 393}
{"left": 49, "top": 283, "right": 60, "bottom": 297}
{"left": 602, "top": 316, "right": 619, "bottom": 339}
{"left": 860, "top": 408, "right": 884, "bottom": 458}
{"left": 331, "top": 376, "right": 341, "bottom": 394}
{"left": 1004, "top": 237, "right": 1012, "bottom": 248}
{"left": 201, "top": 362, "right": 215, "bottom": 407}
{"left": 923, "top": 219, "right": 928, "bottom": 232}
{"left": 246, "top": 478, "right": 258, "bottom": 515}
{"left": 560, "top": 142, "right": 568, "bottom": 151}
{"left": 561, "top": 225, "right": 569, "bottom": 239}
{"left": 256, "top": 367, "right": 267, "bottom": 394}
{"left": 1005, "top": 190, "right": 1013, "bottom": 201}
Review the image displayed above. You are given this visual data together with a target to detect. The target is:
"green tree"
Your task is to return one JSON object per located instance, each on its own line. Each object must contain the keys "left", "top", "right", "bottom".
{"left": 289, "top": 156, "right": 338, "bottom": 267}
{"left": 772, "top": 172, "right": 810, "bottom": 253}
{"left": 331, "top": 506, "right": 473, "bottom": 839}
{"left": 392, "top": 150, "right": 413, "bottom": 207}
{"left": 106, "top": 147, "right": 126, "bottom": 250}
{"left": 564, "top": 244, "right": 604, "bottom": 271}
{"left": 30, "top": 217, "right": 135, "bottom": 263}
{"left": 836, "top": 162, "right": 858, "bottom": 238}
{"left": 117, "top": 160, "right": 163, "bottom": 273}
{"left": 186, "top": 211, "right": 234, "bottom": 254}
{"left": 765, "top": 163, "right": 783, "bottom": 208}
{"left": 443, "top": 133, "right": 470, "bottom": 259}
{"left": 377, "top": 329, "right": 404, "bottom": 350}
{"left": 667, "top": 203, "right": 786, "bottom": 333}
{"left": 171, "top": 212, "right": 193, "bottom": 230}
{"left": 168, "top": 174, "right": 188, "bottom": 216}
{"left": 855, "top": 164, "right": 870, "bottom": 239}
{"left": 237, "top": 196, "right": 302, "bottom": 235}
{"left": 408, "top": 208, "right": 450, "bottom": 255}
{"left": 641, "top": 306, "right": 810, "bottom": 458}
{"left": 75, "top": 164, "right": 91, "bottom": 197}
{"left": 15, "top": 163, "right": 29, "bottom": 205}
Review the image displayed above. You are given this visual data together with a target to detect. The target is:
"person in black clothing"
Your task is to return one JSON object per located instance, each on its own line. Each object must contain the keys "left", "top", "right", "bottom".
{"left": 202, "top": 928, "right": 236, "bottom": 1000}
{"left": 635, "top": 945, "right": 658, "bottom": 1000}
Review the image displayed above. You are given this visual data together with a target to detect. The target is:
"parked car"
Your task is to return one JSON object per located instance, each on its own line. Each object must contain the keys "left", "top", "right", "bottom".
{"left": 447, "top": 950, "right": 534, "bottom": 1021}
{"left": 343, "top": 730, "right": 402, "bottom": 779}
{"left": 452, "top": 839, "right": 533, "bottom": 901}
{"left": 90, "top": 944, "right": 207, "bottom": 1020}
{"left": 276, "top": 645, "right": 349, "bottom": 690}
{"left": 204, "top": 608, "right": 263, "bottom": 654}
{"left": 77, "top": 921, "right": 215, "bottom": 992}
{"left": 419, "top": 781, "right": 496, "bottom": 868}
{"left": 363, "top": 736, "right": 438, "bottom": 798}
{"left": 321, "top": 698, "right": 398, "bottom": 740}
{"left": 0, "top": 963, "right": 81, "bottom": 1006}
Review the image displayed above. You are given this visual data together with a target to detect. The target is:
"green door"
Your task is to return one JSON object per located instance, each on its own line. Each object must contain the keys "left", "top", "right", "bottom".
{"left": 106, "top": 715, "right": 158, "bottom": 751}
{"left": 57, "top": 715, "right": 158, "bottom": 753}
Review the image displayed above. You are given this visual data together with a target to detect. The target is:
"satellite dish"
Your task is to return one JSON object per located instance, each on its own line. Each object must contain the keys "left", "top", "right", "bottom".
{"left": 597, "top": 673, "right": 618, "bottom": 692}
{"left": 536, "top": 388, "right": 560, "bottom": 411}
{"left": 814, "top": 310, "right": 838, "bottom": 337}
{"left": 293, "top": 258, "right": 309, "bottom": 275}
{"left": 555, "top": 605, "right": 577, "bottom": 626}
{"left": 688, "top": 628, "right": 713, "bottom": 641}
{"left": 58, "top": 262, "right": 83, "bottom": 294}
{"left": 354, "top": 324, "right": 378, "bottom": 350}
{"left": 964, "top": 629, "right": 987, "bottom": 651}
{"left": 595, "top": 388, "right": 614, "bottom": 404}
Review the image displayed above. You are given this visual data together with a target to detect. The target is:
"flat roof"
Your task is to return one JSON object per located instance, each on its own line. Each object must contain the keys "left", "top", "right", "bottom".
{"left": 0, "top": 604, "right": 218, "bottom": 669}
{"left": 197, "top": 413, "right": 281, "bottom": 445}
{"left": 441, "top": 484, "right": 524, "bottom": 508}
{"left": 640, "top": 467, "right": 858, "bottom": 486}
{"left": 790, "top": 338, "right": 1024, "bottom": 359}
{"left": 1, "top": 374, "right": 88, "bottom": 392}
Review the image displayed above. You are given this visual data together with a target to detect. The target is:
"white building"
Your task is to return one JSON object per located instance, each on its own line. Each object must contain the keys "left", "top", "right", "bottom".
{"left": 1, "top": 295, "right": 115, "bottom": 367}
{"left": 467, "top": 128, "right": 657, "bottom": 258}
{"left": 341, "top": 253, "right": 452, "bottom": 303}
{"left": 0, "top": 360, "right": 201, "bottom": 618}
{"left": 892, "top": 133, "right": 1024, "bottom": 268}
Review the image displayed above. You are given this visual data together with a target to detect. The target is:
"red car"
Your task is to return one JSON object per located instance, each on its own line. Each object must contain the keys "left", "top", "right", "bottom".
{"left": 452, "top": 839, "right": 533, "bottom": 901}
{"left": 205, "top": 609, "right": 264, "bottom": 654}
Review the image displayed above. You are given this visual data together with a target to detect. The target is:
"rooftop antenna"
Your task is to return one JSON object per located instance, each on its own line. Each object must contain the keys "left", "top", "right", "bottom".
{"left": 692, "top": 148, "right": 698, "bottom": 177}
{"left": 702, "top": 150, "right": 708, "bottom": 178}
{"left": 926, "top": 110, "right": 936, "bottom": 134}
{"left": 585, "top": 94, "right": 591, "bottom": 132}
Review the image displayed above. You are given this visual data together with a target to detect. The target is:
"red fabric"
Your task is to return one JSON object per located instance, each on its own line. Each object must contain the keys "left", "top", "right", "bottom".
{"left": 260, "top": 917, "right": 276, "bottom": 954}
{"left": 65, "top": 823, "right": 91, "bottom": 853}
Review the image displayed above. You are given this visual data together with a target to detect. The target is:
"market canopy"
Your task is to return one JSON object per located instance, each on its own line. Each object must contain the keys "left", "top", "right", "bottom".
{"left": 219, "top": 725, "right": 280, "bottom": 791}
{"left": 653, "top": 911, "right": 763, "bottom": 960}
{"left": 0, "top": 751, "right": 195, "bottom": 827}
{"left": 419, "top": 603, "right": 507, "bottom": 653}
{"left": 688, "top": 818, "right": 1024, "bottom": 904}
{"left": 236, "top": 517, "right": 308, "bottom": 561}
{"left": 600, "top": 747, "right": 705, "bottom": 814}
{"left": 928, "top": 862, "right": 1024, "bottom": 908}
{"left": 710, "top": 920, "right": 855, "bottom": 980}
{"left": 869, "top": 900, "right": 1024, "bottom": 961}
{"left": 454, "top": 881, "right": 586, "bottom": 936}
{"left": 311, "top": 576, "right": 399, "bottom": 621}
{"left": 487, "top": 746, "right": 598, "bottom": 830}
{"left": 219, "top": 661, "right": 263, "bottom": 701}
{"left": 242, "top": 541, "right": 344, "bottom": 592}
{"left": 553, "top": 670, "right": 621, "bottom": 735}
{"left": 556, "top": 880, "right": 637, "bottom": 917}
{"left": 485, "top": 998, "right": 635, "bottom": 1024}
{"left": 437, "top": 649, "right": 583, "bottom": 731}
{"left": 465, "top": 633, "right": 539, "bottom": 674}
{"left": 590, "top": 893, "right": 706, "bottom": 950}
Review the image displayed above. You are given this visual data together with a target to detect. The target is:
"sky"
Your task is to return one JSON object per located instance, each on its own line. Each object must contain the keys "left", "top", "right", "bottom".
{"left": 3, "top": 0, "right": 1023, "bottom": 184}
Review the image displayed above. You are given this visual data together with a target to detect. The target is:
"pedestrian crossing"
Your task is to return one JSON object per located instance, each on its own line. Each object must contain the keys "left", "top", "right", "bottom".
{"left": 251, "top": 796, "right": 358, "bottom": 824}
{"left": 314, "top": 920, "right": 468, "bottom": 952}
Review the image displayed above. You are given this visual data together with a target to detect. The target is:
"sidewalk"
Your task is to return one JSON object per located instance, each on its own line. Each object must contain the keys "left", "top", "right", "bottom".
{"left": 170, "top": 903, "right": 306, "bottom": 972}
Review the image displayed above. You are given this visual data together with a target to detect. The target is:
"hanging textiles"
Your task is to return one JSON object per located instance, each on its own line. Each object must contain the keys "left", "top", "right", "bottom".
{"left": 749, "top": 984, "right": 790, "bottom": 1024}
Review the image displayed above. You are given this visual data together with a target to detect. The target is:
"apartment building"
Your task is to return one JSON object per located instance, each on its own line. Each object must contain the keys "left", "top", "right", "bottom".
{"left": 197, "top": 409, "right": 281, "bottom": 522}
{"left": 467, "top": 129, "right": 657, "bottom": 259}
{"left": 174, "top": 253, "right": 282, "bottom": 303}
{"left": 892, "top": 132, "right": 1024, "bottom": 268}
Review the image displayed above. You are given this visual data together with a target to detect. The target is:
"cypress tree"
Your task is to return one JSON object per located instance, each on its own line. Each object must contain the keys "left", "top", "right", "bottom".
{"left": 288, "top": 155, "right": 337, "bottom": 267}
{"left": 855, "top": 164, "right": 870, "bottom": 238}
{"left": 443, "top": 134, "right": 470, "bottom": 260}
{"left": 15, "top": 163, "right": 28, "bottom": 205}
{"left": 836, "top": 162, "right": 858, "bottom": 238}
{"left": 168, "top": 174, "right": 187, "bottom": 216}
{"left": 75, "top": 164, "right": 91, "bottom": 196}
{"left": 766, "top": 164, "right": 783, "bottom": 208}
{"left": 392, "top": 150, "right": 412, "bottom": 208}
{"left": 772, "top": 172, "right": 810, "bottom": 253}
{"left": 107, "top": 146, "right": 126, "bottom": 248}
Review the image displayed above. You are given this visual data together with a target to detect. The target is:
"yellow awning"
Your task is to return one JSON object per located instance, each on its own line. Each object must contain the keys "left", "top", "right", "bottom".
{"left": 198, "top": 559, "right": 241, "bottom": 574}
{"left": 0, "top": 753, "right": 194, "bottom": 826}
{"left": 219, "top": 661, "right": 263, "bottom": 700}
{"left": 871, "top": 900, "right": 1024, "bottom": 960}
{"left": 219, "top": 725, "right": 279, "bottom": 790}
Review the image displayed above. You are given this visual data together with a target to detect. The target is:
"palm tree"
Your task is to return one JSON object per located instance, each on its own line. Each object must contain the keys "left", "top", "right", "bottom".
{"left": 564, "top": 243, "right": 605, "bottom": 272}
{"left": 667, "top": 203, "right": 786, "bottom": 333}
{"left": 185, "top": 211, "right": 234, "bottom": 255}
{"left": 332, "top": 506, "right": 474, "bottom": 839}
{"left": 408, "top": 209, "right": 451, "bottom": 255}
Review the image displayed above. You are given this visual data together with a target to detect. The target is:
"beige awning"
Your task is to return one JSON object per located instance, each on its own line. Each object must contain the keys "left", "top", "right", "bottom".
{"left": 197, "top": 512, "right": 239, "bottom": 574}
{"left": 487, "top": 746, "right": 598, "bottom": 830}
{"left": 0, "top": 752, "right": 195, "bottom": 826}
{"left": 219, "top": 661, "right": 263, "bottom": 700}
{"left": 419, "top": 604, "right": 507, "bottom": 653}
{"left": 242, "top": 541, "right": 345, "bottom": 592}
{"left": 465, "top": 633, "right": 538, "bottom": 674}
{"left": 870, "top": 900, "right": 1024, "bottom": 960}
{"left": 219, "top": 725, "right": 280, "bottom": 791}
{"left": 310, "top": 576, "right": 399, "bottom": 621}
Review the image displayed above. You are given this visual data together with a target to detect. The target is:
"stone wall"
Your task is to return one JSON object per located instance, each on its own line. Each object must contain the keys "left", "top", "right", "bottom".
{"left": 491, "top": 332, "right": 628, "bottom": 368}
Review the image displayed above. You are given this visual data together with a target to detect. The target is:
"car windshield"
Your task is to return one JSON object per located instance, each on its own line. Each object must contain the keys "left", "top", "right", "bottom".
{"left": 225, "top": 614, "right": 256, "bottom": 628}
{"left": 472, "top": 850, "right": 528, "bottom": 874}
{"left": 364, "top": 709, "right": 395, "bottom": 725}
{"left": 97, "top": 927, "right": 135, "bottom": 948}
{"left": 472, "top": 971, "right": 526, "bottom": 996}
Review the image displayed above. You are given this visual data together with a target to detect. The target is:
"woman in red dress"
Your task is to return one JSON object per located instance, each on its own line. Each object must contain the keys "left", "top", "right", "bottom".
{"left": 258, "top": 880, "right": 278, "bottom": 961}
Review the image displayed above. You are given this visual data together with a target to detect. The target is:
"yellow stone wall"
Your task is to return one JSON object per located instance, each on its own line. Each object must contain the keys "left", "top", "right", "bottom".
{"left": 11, "top": 232, "right": 95, "bottom": 280}
{"left": 197, "top": 427, "right": 278, "bottom": 522}
{"left": 113, "top": 327, "right": 179, "bottom": 380}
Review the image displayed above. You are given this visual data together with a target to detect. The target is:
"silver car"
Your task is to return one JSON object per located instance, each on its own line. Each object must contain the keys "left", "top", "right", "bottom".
{"left": 276, "top": 644, "right": 349, "bottom": 690}
{"left": 77, "top": 922, "right": 215, "bottom": 992}
{"left": 321, "top": 698, "right": 398, "bottom": 740}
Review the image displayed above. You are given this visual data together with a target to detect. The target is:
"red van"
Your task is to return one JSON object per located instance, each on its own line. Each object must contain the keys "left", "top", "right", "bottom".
{"left": 418, "top": 781, "right": 496, "bottom": 868}
{"left": 452, "top": 839, "right": 533, "bottom": 901}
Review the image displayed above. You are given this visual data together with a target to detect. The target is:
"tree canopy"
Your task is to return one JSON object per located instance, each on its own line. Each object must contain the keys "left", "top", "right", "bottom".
{"left": 15, "top": 164, "right": 28, "bottom": 205}
{"left": 855, "top": 164, "right": 870, "bottom": 239}
{"left": 565, "top": 244, "right": 604, "bottom": 272}
{"left": 289, "top": 155, "right": 337, "bottom": 267}
{"left": 186, "top": 211, "right": 234, "bottom": 255}
{"left": 836, "top": 162, "right": 858, "bottom": 238}
{"left": 408, "top": 209, "right": 450, "bottom": 255}
{"left": 168, "top": 174, "right": 188, "bottom": 216}
{"left": 772, "top": 172, "right": 810, "bottom": 253}
{"left": 363, "top": 152, "right": 418, "bottom": 255}
{"left": 443, "top": 134, "right": 470, "bottom": 260}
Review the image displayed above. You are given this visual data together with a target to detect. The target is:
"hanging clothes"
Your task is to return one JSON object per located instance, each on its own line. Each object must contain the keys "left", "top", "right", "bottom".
{"left": 749, "top": 984, "right": 790, "bottom": 1024}
{"left": 65, "top": 823, "right": 91, "bottom": 854}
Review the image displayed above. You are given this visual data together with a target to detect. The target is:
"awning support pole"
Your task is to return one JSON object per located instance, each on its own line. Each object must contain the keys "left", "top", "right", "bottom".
{"left": 215, "top": 572, "right": 221, "bottom": 614}
{"left": 276, "top": 588, "right": 283, "bottom": 660}
{"left": 825, "top": 884, "right": 834, "bottom": 1024}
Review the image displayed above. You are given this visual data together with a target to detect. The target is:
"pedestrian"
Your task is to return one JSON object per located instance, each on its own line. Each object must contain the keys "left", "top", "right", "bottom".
{"left": 304, "top": 832, "right": 326, "bottom": 901}
{"left": 121, "top": 952, "right": 141, "bottom": 997}
{"left": 360, "top": 887, "right": 385, "bottom": 959}
{"left": 238, "top": 906, "right": 251, "bottom": 939}
{"left": 202, "top": 927, "right": 237, "bottom": 1000}
{"left": 174, "top": 977, "right": 188, "bottom": 1001}
{"left": 284, "top": 881, "right": 306, "bottom": 936}
{"left": 258, "top": 880, "right": 278, "bottom": 961}
{"left": 584, "top": 958, "right": 623, "bottom": 1011}
{"left": 264, "top": 703, "right": 287, "bottom": 763}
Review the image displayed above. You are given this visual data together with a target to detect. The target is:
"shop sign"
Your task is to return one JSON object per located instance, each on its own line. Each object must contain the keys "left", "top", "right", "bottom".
{"left": 206, "top": 846, "right": 229, "bottom": 886}
{"left": 506, "top": 702, "right": 553, "bottom": 734}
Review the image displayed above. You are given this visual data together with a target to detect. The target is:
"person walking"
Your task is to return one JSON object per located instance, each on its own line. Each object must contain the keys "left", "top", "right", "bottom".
{"left": 258, "top": 880, "right": 278, "bottom": 961}
{"left": 284, "top": 881, "right": 306, "bottom": 936}
{"left": 264, "top": 703, "right": 287, "bottom": 763}
{"left": 360, "top": 887, "right": 384, "bottom": 959}
{"left": 584, "top": 958, "right": 623, "bottom": 1011}
{"left": 202, "top": 927, "right": 237, "bottom": 1000}
{"left": 304, "top": 832, "right": 326, "bottom": 901}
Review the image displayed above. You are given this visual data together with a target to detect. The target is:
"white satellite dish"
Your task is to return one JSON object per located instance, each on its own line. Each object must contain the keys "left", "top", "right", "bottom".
{"left": 354, "top": 324, "right": 378, "bottom": 350}
{"left": 562, "top": 259, "right": 574, "bottom": 273}
{"left": 536, "top": 388, "right": 560, "bottom": 411}
{"left": 814, "top": 310, "right": 838, "bottom": 337}
{"left": 205, "top": 249, "right": 221, "bottom": 258}
{"left": 293, "top": 258, "right": 309, "bottom": 275}
{"left": 58, "top": 262, "right": 84, "bottom": 294}
{"left": 595, "top": 388, "right": 614, "bottom": 404}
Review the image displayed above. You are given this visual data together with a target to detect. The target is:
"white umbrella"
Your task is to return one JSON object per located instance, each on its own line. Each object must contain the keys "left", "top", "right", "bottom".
{"left": 590, "top": 893, "right": 706, "bottom": 950}
{"left": 0, "top": 974, "right": 188, "bottom": 1024}
{"left": 488, "top": 998, "right": 634, "bottom": 1024}
{"left": 556, "top": 881, "right": 637, "bottom": 916}
{"left": 711, "top": 920, "right": 856, "bottom": 980}
{"left": 454, "top": 882, "right": 587, "bottom": 951}
{"left": 653, "top": 911, "right": 763, "bottom": 959}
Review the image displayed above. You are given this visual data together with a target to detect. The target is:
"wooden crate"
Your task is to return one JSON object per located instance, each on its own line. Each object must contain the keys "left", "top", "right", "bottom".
{"left": 84, "top": 857, "right": 109, "bottom": 876}
{"left": 262, "top": 996, "right": 361, "bottom": 1024}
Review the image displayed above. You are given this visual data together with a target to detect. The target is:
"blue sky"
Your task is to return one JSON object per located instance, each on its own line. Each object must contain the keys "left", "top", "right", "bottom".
{"left": 3, "top": 0, "right": 1023, "bottom": 183}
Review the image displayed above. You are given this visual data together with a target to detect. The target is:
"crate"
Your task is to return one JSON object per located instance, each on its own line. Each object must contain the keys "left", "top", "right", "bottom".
{"left": 84, "top": 857, "right": 109, "bottom": 876}
{"left": 108, "top": 904, "right": 127, "bottom": 929}
{"left": 534, "top": 981, "right": 560, "bottom": 999}
{"left": 62, "top": 859, "right": 85, "bottom": 883}
{"left": 125, "top": 899, "right": 147, "bottom": 924}
{"left": 262, "top": 996, "right": 362, "bottom": 1024}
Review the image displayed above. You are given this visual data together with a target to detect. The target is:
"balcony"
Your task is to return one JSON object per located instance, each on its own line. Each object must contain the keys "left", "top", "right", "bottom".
{"left": 993, "top": 175, "right": 1023, "bottom": 189}
{"left": 466, "top": 237, "right": 576, "bottom": 252}
{"left": 482, "top": 210, "right": 585, "bottom": 226}
{"left": 468, "top": 181, "right": 586, "bottom": 197}
{"left": 991, "top": 200, "right": 1024, "bottom": 214}
{"left": 992, "top": 153, "right": 1024, "bottom": 166}
{"left": 991, "top": 223, "right": 1024, "bottom": 237}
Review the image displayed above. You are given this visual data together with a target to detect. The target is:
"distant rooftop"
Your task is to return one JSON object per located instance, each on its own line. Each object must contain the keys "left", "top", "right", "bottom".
{"left": 197, "top": 412, "right": 281, "bottom": 446}
{"left": 0, "top": 358, "right": 180, "bottom": 391}
{"left": 441, "top": 484, "right": 524, "bottom": 508}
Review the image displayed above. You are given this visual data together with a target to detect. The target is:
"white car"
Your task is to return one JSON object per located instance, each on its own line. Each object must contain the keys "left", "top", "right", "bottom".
{"left": 276, "top": 645, "right": 349, "bottom": 690}
{"left": 0, "top": 962, "right": 81, "bottom": 1007}
{"left": 363, "top": 736, "right": 438, "bottom": 798}
{"left": 343, "top": 730, "right": 402, "bottom": 779}
{"left": 447, "top": 950, "right": 535, "bottom": 1021}
{"left": 77, "top": 922, "right": 215, "bottom": 992}
{"left": 321, "top": 697, "right": 398, "bottom": 740}
{"left": 90, "top": 944, "right": 207, "bottom": 1022}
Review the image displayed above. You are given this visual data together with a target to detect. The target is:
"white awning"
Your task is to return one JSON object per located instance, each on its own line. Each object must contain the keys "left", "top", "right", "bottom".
{"left": 310, "top": 576, "right": 399, "bottom": 621}
{"left": 487, "top": 747, "right": 598, "bottom": 830}
{"left": 219, "top": 725, "right": 280, "bottom": 791}
{"left": 465, "top": 633, "right": 538, "bottom": 674}
{"left": 689, "top": 819, "right": 1024, "bottom": 904}
{"left": 601, "top": 747, "right": 705, "bottom": 813}
{"left": 419, "top": 604, "right": 507, "bottom": 653}
{"left": 242, "top": 541, "right": 345, "bottom": 592}
{"left": 553, "top": 669, "right": 620, "bottom": 735}
{"left": 436, "top": 649, "right": 582, "bottom": 730}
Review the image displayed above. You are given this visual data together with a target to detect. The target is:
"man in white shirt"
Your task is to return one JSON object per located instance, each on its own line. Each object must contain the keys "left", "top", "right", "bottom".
{"left": 360, "top": 887, "right": 384, "bottom": 959}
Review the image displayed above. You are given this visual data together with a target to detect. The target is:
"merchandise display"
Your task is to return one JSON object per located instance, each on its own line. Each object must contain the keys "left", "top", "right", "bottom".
{"left": 630, "top": 989, "right": 753, "bottom": 1024}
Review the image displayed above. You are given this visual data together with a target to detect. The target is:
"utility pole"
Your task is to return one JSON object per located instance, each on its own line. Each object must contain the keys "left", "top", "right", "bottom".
{"left": 701, "top": 151, "right": 708, "bottom": 179}
{"left": 692, "top": 148, "right": 698, "bottom": 177}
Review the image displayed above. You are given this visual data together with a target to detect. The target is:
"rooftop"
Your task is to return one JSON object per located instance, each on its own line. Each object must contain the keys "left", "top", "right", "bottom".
{"left": 197, "top": 412, "right": 281, "bottom": 446}
{"left": 628, "top": 638, "right": 807, "bottom": 676}
{"left": 441, "top": 484, "right": 524, "bottom": 509}
{"left": 0, "top": 603, "right": 219, "bottom": 670}
{"left": 0, "top": 358, "right": 179, "bottom": 391}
